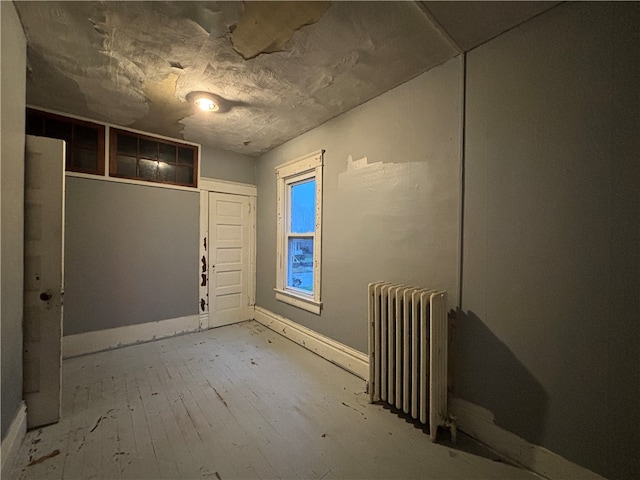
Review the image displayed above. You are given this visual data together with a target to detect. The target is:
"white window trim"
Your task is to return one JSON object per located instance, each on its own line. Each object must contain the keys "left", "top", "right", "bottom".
{"left": 275, "top": 149, "right": 324, "bottom": 314}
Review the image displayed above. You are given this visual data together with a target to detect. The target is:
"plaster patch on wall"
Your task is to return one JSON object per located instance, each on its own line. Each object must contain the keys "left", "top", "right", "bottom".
{"left": 338, "top": 155, "right": 429, "bottom": 196}
{"left": 338, "top": 155, "right": 434, "bottom": 246}
{"left": 335, "top": 154, "right": 445, "bottom": 248}
{"left": 345, "top": 155, "right": 369, "bottom": 171}
{"left": 231, "top": 1, "right": 331, "bottom": 60}
{"left": 332, "top": 154, "right": 451, "bottom": 286}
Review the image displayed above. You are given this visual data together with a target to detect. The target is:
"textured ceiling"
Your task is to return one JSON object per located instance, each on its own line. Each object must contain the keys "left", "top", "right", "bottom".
{"left": 15, "top": 1, "right": 558, "bottom": 156}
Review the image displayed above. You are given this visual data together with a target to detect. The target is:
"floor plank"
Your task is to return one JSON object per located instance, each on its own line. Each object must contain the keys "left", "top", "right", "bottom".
{"left": 12, "top": 321, "right": 540, "bottom": 480}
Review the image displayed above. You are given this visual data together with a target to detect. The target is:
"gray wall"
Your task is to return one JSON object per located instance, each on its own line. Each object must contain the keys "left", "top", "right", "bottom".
{"left": 1, "top": 1, "right": 26, "bottom": 440}
{"left": 63, "top": 141, "right": 254, "bottom": 337}
{"left": 256, "top": 58, "right": 462, "bottom": 353}
{"left": 200, "top": 144, "right": 256, "bottom": 185}
{"left": 460, "top": 3, "right": 639, "bottom": 479}
{"left": 64, "top": 177, "right": 199, "bottom": 335}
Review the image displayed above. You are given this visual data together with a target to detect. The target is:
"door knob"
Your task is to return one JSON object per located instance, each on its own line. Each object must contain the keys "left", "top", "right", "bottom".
{"left": 39, "top": 291, "right": 52, "bottom": 301}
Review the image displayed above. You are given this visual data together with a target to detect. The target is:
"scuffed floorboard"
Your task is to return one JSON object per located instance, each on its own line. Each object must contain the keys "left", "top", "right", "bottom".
{"left": 12, "top": 320, "right": 539, "bottom": 480}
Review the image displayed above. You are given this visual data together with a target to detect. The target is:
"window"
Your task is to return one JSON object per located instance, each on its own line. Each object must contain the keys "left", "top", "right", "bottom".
{"left": 110, "top": 128, "right": 198, "bottom": 187}
{"left": 275, "top": 150, "right": 324, "bottom": 314}
{"left": 24, "top": 109, "right": 199, "bottom": 190}
{"left": 25, "top": 108, "right": 105, "bottom": 175}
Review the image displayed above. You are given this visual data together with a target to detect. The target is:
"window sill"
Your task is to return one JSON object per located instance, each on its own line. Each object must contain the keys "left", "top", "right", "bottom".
{"left": 274, "top": 289, "right": 321, "bottom": 315}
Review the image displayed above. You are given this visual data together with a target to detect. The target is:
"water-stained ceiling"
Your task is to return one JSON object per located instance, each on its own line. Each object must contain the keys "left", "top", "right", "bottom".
{"left": 14, "top": 1, "right": 558, "bottom": 156}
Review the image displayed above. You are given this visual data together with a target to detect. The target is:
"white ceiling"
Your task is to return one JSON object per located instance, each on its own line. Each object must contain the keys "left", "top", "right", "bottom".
{"left": 15, "top": 1, "right": 559, "bottom": 156}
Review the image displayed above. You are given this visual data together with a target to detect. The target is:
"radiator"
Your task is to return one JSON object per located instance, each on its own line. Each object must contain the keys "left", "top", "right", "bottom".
{"left": 368, "top": 283, "right": 453, "bottom": 442}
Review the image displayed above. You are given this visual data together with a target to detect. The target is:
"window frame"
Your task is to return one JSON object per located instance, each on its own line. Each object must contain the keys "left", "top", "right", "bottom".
{"left": 275, "top": 149, "right": 324, "bottom": 314}
{"left": 109, "top": 127, "right": 198, "bottom": 188}
{"left": 25, "top": 108, "right": 106, "bottom": 175}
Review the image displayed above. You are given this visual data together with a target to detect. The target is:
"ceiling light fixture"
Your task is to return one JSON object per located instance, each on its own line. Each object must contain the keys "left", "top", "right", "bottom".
{"left": 195, "top": 95, "right": 218, "bottom": 112}
{"left": 187, "top": 91, "right": 220, "bottom": 112}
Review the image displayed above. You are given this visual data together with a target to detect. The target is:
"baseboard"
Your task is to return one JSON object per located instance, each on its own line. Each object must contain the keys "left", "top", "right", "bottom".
{"left": 199, "top": 312, "right": 209, "bottom": 330}
{"left": 1, "top": 401, "right": 27, "bottom": 479}
{"left": 449, "top": 397, "right": 605, "bottom": 480}
{"left": 253, "top": 306, "right": 369, "bottom": 380}
{"left": 63, "top": 314, "right": 201, "bottom": 358}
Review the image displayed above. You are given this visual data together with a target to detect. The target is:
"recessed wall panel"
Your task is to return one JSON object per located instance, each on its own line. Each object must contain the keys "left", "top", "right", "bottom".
{"left": 216, "top": 270, "right": 242, "bottom": 288}
{"left": 215, "top": 293, "right": 242, "bottom": 312}
{"left": 215, "top": 200, "right": 243, "bottom": 218}
{"left": 216, "top": 224, "right": 242, "bottom": 241}
{"left": 216, "top": 247, "right": 242, "bottom": 265}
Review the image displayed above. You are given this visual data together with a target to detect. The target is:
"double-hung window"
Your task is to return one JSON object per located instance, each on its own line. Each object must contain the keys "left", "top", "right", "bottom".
{"left": 275, "top": 150, "right": 324, "bottom": 314}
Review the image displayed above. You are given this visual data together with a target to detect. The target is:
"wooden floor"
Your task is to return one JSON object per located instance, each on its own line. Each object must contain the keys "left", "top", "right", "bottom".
{"left": 11, "top": 321, "right": 539, "bottom": 480}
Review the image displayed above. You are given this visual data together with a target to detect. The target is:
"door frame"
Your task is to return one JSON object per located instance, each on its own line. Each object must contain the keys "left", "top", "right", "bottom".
{"left": 199, "top": 178, "right": 256, "bottom": 330}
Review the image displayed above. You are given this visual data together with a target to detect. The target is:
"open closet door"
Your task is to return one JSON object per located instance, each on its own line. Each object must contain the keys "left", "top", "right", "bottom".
{"left": 23, "top": 135, "right": 65, "bottom": 428}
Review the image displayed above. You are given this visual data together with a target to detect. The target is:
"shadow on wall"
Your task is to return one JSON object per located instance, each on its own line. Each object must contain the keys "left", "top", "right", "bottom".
{"left": 454, "top": 309, "right": 548, "bottom": 447}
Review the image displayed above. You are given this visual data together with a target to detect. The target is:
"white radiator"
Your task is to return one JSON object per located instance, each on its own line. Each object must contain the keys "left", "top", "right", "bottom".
{"left": 368, "top": 283, "right": 453, "bottom": 442}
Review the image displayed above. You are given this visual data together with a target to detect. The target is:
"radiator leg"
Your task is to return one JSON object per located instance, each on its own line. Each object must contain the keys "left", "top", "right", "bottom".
{"left": 445, "top": 416, "right": 458, "bottom": 444}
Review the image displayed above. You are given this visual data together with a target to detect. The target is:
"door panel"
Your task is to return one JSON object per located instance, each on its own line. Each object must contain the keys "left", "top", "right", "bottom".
{"left": 209, "top": 192, "right": 250, "bottom": 327}
{"left": 23, "top": 135, "right": 65, "bottom": 429}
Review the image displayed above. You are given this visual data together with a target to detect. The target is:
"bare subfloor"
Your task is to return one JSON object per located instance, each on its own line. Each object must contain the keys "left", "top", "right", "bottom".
{"left": 12, "top": 321, "right": 539, "bottom": 479}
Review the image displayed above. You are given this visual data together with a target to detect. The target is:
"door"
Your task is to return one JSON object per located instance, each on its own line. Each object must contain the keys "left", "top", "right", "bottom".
{"left": 23, "top": 135, "right": 65, "bottom": 429}
{"left": 208, "top": 192, "right": 251, "bottom": 328}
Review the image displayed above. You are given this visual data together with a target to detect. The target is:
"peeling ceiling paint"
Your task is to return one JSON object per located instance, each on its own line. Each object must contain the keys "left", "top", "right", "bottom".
{"left": 15, "top": 1, "right": 559, "bottom": 156}
{"left": 133, "top": 73, "right": 193, "bottom": 139}
{"left": 231, "top": 1, "right": 331, "bottom": 60}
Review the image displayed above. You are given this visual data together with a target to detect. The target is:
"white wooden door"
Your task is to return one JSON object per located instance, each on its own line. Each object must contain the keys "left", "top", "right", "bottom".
{"left": 208, "top": 192, "right": 251, "bottom": 328}
{"left": 23, "top": 135, "right": 65, "bottom": 429}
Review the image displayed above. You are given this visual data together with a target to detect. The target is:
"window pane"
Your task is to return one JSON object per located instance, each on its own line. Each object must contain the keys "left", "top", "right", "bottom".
{"left": 111, "top": 128, "right": 197, "bottom": 187}
{"left": 116, "top": 155, "right": 137, "bottom": 177}
{"left": 45, "top": 119, "right": 72, "bottom": 144}
{"left": 74, "top": 124, "right": 98, "bottom": 149}
{"left": 73, "top": 148, "right": 97, "bottom": 171}
{"left": 178, "top": 147, "right": 194, "bottom": 166}
{"left": 24, "top": 109, "right": 105, "bottom": 176}
{"left": 158, "top": 163, "right": 176, "bottom": 182}
{"left": 287, "top": 237, "right": 313, "bottom": 293}
{"left": 117, "top": 134, "right": 137, "bottom": 156}
{"left": 139, "top": 138, "right": 157, "bottom": 160}
{"left": 176, "top": 165, "right": 193, "bottom": 185}
{"left": 139, "top": 159, "right": 158, "bottom": 180}
{"left": 159, "top": 143, "right": 176, "bottom": 164}
{"left": 64, "top": 148, "right": 72, "bottom": 170}
{"left": 290, "top": 180, "right": 315, "bottom": 233}
{"left": 25, "top": 113, "right": 44, "bottom": 135}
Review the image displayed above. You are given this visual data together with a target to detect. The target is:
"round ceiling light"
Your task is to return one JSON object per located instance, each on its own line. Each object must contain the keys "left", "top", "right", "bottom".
{"left": 194, "top": 95, "right": 219, "bottom": 112}
{"left": 187, "top": 91, "right": 221, "bottom": 112}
